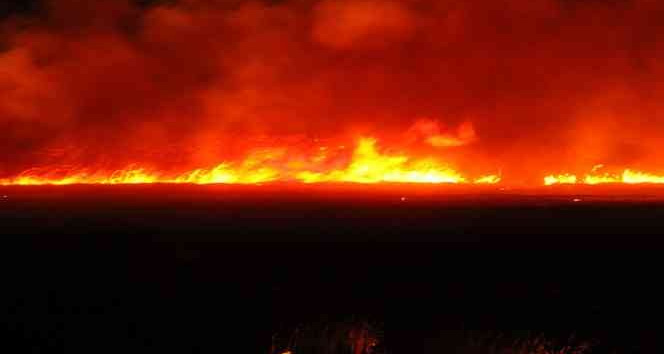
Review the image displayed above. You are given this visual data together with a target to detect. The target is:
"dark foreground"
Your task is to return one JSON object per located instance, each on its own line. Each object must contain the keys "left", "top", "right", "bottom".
{"left": 1, "top": 184, "right": 663, "bottom": 352}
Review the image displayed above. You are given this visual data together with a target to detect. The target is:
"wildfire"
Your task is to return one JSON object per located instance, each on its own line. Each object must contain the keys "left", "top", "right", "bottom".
{"left": 3, "top": 0, "right": 664, "bottom": 192}
{"left": 0, "top": 137, "right": 499, "bottom": 186}
{"left": 544, "top": 168, "right": 664, "bottom": 186}
{"left": 4, "top": 137, "right": 664, "bottom": 187}
{"left": 5, "top": 150, "right": 664, "bottom": 187}
{"left": 474, "top": 175, "right": 502, "bottom": 184}
{"left": 295, "top": 138, "right": 467, "bottom": 184}
{"left": 5, "top": 141, "right": 664, "bottom": 187}
{"left": 0, "top": 167, "right": 160, "bottom": 185}
{"left": 543, "top": 174, "right": 578, "bottom": 186}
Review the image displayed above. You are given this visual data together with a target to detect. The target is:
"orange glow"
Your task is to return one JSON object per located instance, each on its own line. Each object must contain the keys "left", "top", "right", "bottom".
{"left": 4, "top": 0, "right": 664, "bottom": 192}
{"left": 544, "top": 174, "right": 578, "bottom": 186}
{"left": 583, "top": 174, "right": 620, "bottom": 185}
{"left": 0, "top": 167, "right": 160, "bottom": 186}
{"left": 622, "top": 170, "right": 664, "bottom": 184}
{"left": 0, "top": 137, "right": 500, "bottom": 186}
{"left": 295, "top": 138, "right": 467, "bottom": 184}
{"left": 5, "top": 155, "right": 664, "bottom": 188}
{"left": 545, "top": 168, "right": 664, "bottom": 186}
{"left": 423, "top": 121, "right": 477, "bottom": 148}
{"left": 473, "top": 175, "right": 502, "bottom": 184}
{"left": 5, "top": 140, "right": 664, "bottom": 188}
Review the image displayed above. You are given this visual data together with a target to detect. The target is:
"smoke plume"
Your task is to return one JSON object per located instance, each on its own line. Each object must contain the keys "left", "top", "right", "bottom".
{"left": 2, "top": 0, "right": 664, "bottom": 181}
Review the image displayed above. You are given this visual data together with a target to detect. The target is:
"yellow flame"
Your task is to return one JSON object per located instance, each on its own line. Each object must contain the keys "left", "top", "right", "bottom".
{"left": 544, "top": 174, "right": 578, "bottom": 185}
{"left": 0, "top": 167, "right": 159, "bottom": 185}
{"left": 1, "top": 137, "right": 500, "bottom": 186}
{"left": 173, "top": 164, "right": 278, "bottom": 184}
{"left": 6, "top": 140, "right": 664, "bottom": 187}
{"left": 546, "top": 168, "right": 664, "bottom": 185}
{"left": 474, "top": 174, "right": 501, "bottom": 184}
{"left": 583, "top": 174, "right": 620, "bottom": 185}
{"left": 295, "top": 138, "right": 466, "bottom": 184}
{"left": 622, "top": 169, "right": 664, "bottom": 184}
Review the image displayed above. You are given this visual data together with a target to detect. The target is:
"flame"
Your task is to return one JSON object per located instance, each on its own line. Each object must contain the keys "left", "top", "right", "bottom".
{"left": 0, "top": 137, "right": 499, "bottom": 186}
{"left": 544, "top": 174, "right": 578, "bottom": 186}
{"left": 295, "top": 138, "right": 466, "bottom": 184}
{"left": 4, "top": 0, "right": 664, "bottom": 192}
{"left": 621, "top": 169, "right": 664, "bottom": 184}
{"left": 583, "top": 174, "right": 620, "bottom": 185}
{"left": 0, "top": 167, "right": 160, "bottom": 185}
{"left": 4, "top": 139, "right": 664, "bottom": 187}
{"left": 473, "top": 174, "right": 501, "bottom": 184}
{"left": 545, "top": 168, "right": 664, "bottom": 185}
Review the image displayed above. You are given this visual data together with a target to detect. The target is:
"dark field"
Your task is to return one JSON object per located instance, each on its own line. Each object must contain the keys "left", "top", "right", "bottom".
{"left": 1, "top": 184, "right": 663, "bottom": 352}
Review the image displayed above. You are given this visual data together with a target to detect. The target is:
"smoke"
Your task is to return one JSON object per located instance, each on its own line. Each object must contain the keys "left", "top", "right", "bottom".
{"left": 312, "top": 0, "right": 415, "bottom": 49}
{"left": 1, "top": 0, "right": 664, "bottom": 179}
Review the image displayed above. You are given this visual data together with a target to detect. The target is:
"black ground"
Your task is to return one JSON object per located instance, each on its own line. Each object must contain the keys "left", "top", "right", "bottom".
{"left": 1, "top": 184, "right": 662, "bottom": 353}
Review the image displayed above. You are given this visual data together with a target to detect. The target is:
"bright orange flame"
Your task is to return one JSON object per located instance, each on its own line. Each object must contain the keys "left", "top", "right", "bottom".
{"left": 545, "top": 168, "right": 664, "bottom": 186}
{"left": 583, "top": 174, "right": 619, "bottom": 185}
{"left": 295, "top": 138, "right": 466, "bottom": 184}
{"left": 5, "top": 139, "right": 664, "bottom": 187}
{"left": 0, "top": 137, "right": 500, "bottom": 186}
{"left": 0, "top": 167, "right": 160, "bottom": 185}
{"left": 544, "top": 174, "right": 578, "bottom": 186}
{"left": 622, "top": 169, "right": 664, "bottom": 184}
{"left": 473, "top": 174, "right": 501, "bottom": 184}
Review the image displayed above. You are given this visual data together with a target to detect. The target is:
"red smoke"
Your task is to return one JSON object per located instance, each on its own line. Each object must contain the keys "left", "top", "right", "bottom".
{"left": 2, "top": 0, "right": 664, "bottom": 185}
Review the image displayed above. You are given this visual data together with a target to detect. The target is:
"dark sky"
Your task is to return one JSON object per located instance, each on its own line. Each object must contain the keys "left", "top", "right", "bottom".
{"left": 0, "top": 0, "right": 39, "bottom": 18}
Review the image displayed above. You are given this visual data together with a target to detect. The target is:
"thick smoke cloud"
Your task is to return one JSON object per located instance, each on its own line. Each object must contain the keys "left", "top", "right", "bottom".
{"left": 1, "top": 0, "right": 664, "bottom": 180}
